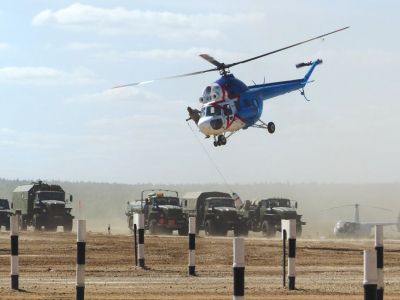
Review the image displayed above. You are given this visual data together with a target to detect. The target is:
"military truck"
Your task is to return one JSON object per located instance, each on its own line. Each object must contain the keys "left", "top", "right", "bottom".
{"left": 12, "top": 181, "right": 74, "bottom": 231}
{"left": 181, "top": 191, "right": 248, "bottom": 236}
{"left": 126, "top": 189, "right": 188, "bottom": 235}
{"left": 0, "top": 199, "right": 12, "bottom": 230}
{"left": 241, "top": 198, "right": 305, "bottom": 237}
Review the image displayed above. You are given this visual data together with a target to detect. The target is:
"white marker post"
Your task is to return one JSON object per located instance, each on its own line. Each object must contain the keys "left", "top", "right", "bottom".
{"left": 364, "top": 249, "right": 378, "bottom": 300}
{"left": 135, "top": 213, "right": 145, "bottom": 268}
{"left": 76, "top": 220, "right": 86, "bottom": 300}
{"left": 375, "top": 225, "right": 384, "bottom": 300}
{"left": 282, "top": 219, "right": 296, "bottom": 290}
{"left": 188, "top": 217, "right": 196, "bottom": 275}
{"left": 10, "top": 215, "right": 19, "bottom": 290}
{"left": 233, "top": 237, "right": 245, "bottom": 300}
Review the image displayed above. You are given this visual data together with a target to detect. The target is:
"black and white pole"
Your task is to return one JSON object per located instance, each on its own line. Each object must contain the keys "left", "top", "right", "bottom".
{"left": 282, "top": 229, "right": 287, "bottom": 287}
{"left": 364, "top": 249, "right": 378, "bottom": 300}
{"left": 375, "top": 225, "right": 384, "bottom": 300}
{"left": 135, "top": 213, "right": 145, "bottom": 268}
{"left": 282, "top": 219, "right": 296, "bottom": 290}
{"left": 133, "top": 223, "right": 138, "bottom": 266}
{"left": 188, "top": 217, "right": 196, "bottom": 275}
{"left": 233, "top": 237, "right": 245, "bottom": 300}
{"left": 10, "top": 215, "right": 19, "bottom": 290}
{"left": 76, "top": 219, "right": 86, "bottom": 300}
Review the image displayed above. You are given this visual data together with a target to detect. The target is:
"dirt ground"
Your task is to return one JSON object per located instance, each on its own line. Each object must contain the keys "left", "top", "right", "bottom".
{"left": 0, "top": 230, "right": 399, "bottom": 300}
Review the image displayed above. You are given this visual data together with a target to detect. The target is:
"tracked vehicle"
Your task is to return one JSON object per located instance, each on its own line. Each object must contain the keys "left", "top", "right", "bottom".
{"left": 12, "top": 181, "right": 74, "bottom": 231}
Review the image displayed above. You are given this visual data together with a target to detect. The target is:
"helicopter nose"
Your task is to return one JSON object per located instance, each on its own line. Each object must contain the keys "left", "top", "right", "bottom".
{"left": 198, "top": 117, "right": 223, "bottom": 135}
{"left": 210, "top": 118, "right": 223, "bottom": 130}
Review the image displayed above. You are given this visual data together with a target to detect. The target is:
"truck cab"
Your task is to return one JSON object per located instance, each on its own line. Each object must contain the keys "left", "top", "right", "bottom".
{"left": 182, "top": 191, "right": 247, "bottom": 236}
{"left": 0, "top": 199, "right": 12, "bottom": 230}
{"left": 126, "top": 189, "right": 187, "bottom": 235}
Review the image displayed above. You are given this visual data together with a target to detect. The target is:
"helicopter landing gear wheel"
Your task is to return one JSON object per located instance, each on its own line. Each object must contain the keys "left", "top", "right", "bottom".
{"left": 213, "top": 135, "right": 227, "bottom": 147}
{"left": 267, "top": 122, "right": 275, "bottom": 134}
{"left": 218, "top": 135, "right": 227, "bottom": 145}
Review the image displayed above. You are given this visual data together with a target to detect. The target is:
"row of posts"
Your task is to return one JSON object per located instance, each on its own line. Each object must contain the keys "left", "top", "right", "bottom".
{"left": 8, "top": 215, "right": 387, "bottom": 300}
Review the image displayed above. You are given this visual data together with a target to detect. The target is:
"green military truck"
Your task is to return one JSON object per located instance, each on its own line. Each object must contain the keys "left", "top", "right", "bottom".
{"left": 241, "top": 198, "right": 305, "bottom": 237}
{"left": 0, "top": 199, "right": 12, "bottom": 230}
{"left": 181, "top": 191, "right": 248, "bottom": 236}
{"left": 126, "top": 189, "right": 188, "bottom": 235}
{"left": 12, "top": 181, "right": 74, "bottom": 231}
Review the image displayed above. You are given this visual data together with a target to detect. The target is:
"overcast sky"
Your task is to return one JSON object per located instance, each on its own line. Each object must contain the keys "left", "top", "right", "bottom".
{"left": 0, "top": 1, "right": 399, "bottom": 184}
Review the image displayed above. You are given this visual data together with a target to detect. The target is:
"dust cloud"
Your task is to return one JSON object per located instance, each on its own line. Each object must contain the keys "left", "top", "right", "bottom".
{"left": 1, "top": 179, "right": 399, "bottom": 237}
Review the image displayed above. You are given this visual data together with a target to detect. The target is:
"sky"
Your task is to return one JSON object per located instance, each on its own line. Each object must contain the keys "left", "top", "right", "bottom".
{"left": 0, "top": 1, "right": 399, "bottom": 184}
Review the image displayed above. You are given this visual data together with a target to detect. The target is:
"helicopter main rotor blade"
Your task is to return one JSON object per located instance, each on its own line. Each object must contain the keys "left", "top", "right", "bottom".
{"left": 113, "top": 26, "right": 349, "bottom": 89}
{"left": 199, "top": 54, "right": 225, "bottom": 68}
{"left": 226, "top": 26, "right": 350, "bottom": 69}
{"left": 112, "top": 66, "right": 218, "bottom": 89}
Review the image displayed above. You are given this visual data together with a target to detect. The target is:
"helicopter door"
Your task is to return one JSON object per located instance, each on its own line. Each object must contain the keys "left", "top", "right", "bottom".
{"left": 223, "top": 104, "right": 234, "bottom": 121}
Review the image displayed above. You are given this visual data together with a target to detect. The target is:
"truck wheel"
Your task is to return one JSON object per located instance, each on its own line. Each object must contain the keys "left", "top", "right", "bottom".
{"left": 33, "top": 215, "right": 41, "bottom": 231}
{"left": 218, "top": 228, "right": 228, "bottom": 236}
{"left": 178, "top": 225, "right": 188, "bottom": 236}
{"left": 20, "top": 217, "right": 27, "bottom": 231}
{"left": 149, "top": 219, "right": 158, "bottom": 235}
{"left": 262, "top": 220, "right": 275, "bottom": 237}
{"left": 46, "top": 223, "right": 57, "bottom": 232}
{"left": 204, "top": 219, "right": 215, "bottom": 236}
{"left": 64, "top": 220, "right": 73, "bottom": 232}
{"left": 234, "top": 224, "right": 249, "bottom": 237}
{"left": 128, "top": 216, "right": 133, "bottom": 231}
{"left": 296, "top": 225, "right": 302, "bottom": 238}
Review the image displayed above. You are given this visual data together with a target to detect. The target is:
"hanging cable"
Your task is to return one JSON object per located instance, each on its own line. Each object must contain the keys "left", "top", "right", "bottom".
{"left": 186, "top": 121, "right": 234, "bottom": 194}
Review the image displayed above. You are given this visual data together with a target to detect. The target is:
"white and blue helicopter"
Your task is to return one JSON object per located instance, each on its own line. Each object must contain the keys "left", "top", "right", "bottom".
{"left": 115, "top": 27, "right": 349, "bottom": 147}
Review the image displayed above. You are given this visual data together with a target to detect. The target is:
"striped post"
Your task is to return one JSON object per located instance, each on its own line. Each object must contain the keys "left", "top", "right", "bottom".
{"left": 10, "top": 215, "right": 19, "bottom": 290}
{"left": 233, "top": 237, "right": 245, "bottom": 300}
{"left": 364, "top": 249, "right": 378, "bottom": 300}
{"left": 375, "top": 225, "right": 384, "bottom": 300}
{"left": 133, "top": 223, "right": 138, "bottom": 266}
{"left": 76, "top": 220, "right": 86, "bottom": 300}
{"left": 188, "top": 217, "right": 196, "bottom": 275}
{"left": 135, "top": 214, "right": 145, "bottom": 268}
{"left": 282, "top": 229, "right": 287, "bottom": 287}
{"left": 282, "top": 219, "right": 296, "bottom": 290}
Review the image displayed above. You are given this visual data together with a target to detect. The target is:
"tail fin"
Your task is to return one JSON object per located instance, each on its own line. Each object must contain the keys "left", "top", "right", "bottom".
{"left": 300, "top": 59, "right": 323, "bottom": 83}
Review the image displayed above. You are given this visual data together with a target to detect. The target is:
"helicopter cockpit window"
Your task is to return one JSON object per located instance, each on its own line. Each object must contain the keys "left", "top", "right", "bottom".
{"left": 223, "top": 104, "right": 233, "bottom": 116}
{"left": 211, "top": 84, "right": 223, "bottom": 101}
{"left": 202, "top": 86, "right": 212, "bottom": 102}
{"left": 206, "top": 106, "right": 222, "bottom": 117}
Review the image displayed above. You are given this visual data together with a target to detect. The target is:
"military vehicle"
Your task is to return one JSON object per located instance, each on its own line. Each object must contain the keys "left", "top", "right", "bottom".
{"left": 12, "top": 181, "right": 74, "bottom": 231}
{"left": 181, "top": 191, "right": 248, "bottom": 236}
{"left": 241, "top": 198, "right": 305, "bottom": 237}
{"left": 0, "top": 199, "right": 12, "bottom": 230}
{"left": 126, "top": 189, "right": 188, "bottom": 235}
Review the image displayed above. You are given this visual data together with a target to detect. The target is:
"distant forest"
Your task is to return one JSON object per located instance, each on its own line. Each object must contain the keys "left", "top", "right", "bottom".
{"left": 1, "top": 178, "right": 399, "bottom": 236}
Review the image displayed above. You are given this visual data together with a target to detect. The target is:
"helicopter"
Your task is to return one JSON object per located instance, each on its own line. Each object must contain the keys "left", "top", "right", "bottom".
{"left": 327, "top": 204, "right": 400, "bottom": 238}
{"left": 114, "top": 27, "right": 349, "bottom": 147}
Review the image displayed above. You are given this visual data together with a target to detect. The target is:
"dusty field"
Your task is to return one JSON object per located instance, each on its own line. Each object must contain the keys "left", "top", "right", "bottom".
{"left": 0, "top": 230, "right": 399, "bottom": 299}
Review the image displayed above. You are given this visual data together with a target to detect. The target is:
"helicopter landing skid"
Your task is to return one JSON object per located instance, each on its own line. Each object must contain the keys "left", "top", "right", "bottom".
{"left": 251, "top": 120, "right": 275, "bottom": 134}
